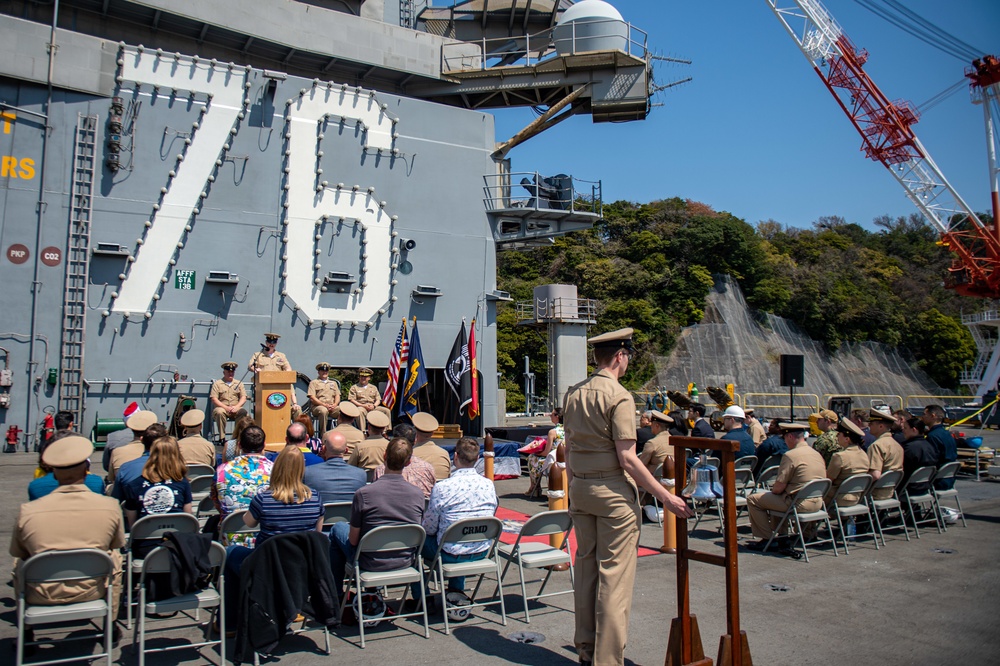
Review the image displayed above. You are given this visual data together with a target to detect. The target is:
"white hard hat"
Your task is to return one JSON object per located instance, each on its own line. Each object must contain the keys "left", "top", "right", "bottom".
{"left": 723, "top": 405, "right": 746, "bottom": 420}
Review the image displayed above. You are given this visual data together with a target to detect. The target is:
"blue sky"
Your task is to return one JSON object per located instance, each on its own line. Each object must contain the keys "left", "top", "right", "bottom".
{"left": 492, "top": 0, "right": 1000, "bottom": 230}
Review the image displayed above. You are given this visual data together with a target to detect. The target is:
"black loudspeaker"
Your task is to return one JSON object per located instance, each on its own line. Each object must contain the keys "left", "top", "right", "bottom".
{"left": 779, "top": 354, "right": 804, "bottom": 387}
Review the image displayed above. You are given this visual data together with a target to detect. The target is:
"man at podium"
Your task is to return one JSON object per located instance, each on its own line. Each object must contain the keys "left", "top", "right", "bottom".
{"left": 248, "top": 332, "right": 300, "bottom": 419}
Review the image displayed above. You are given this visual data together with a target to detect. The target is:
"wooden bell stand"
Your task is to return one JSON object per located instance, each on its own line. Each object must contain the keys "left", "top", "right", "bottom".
{"left": 665, "top": 436, "right": 753, "bottom": 666}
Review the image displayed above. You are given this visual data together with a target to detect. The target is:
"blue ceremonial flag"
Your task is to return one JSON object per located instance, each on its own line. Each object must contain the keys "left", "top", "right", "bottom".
{"left": 399, "top": 318, "right": 428, "bottom": 418}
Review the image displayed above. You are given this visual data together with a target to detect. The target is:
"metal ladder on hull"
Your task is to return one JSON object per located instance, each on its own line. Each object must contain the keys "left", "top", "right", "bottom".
{"left": 59, "top": 114, "right": 98, "bottom": 423}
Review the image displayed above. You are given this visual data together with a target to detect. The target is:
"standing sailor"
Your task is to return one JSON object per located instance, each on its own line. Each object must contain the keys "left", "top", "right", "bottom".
{"left": 248, "top": 333, "right": 300, "bottom": 419}
{"left": 210, "top": 362, "right": 248, "bottom": 444}
{"left": 563, "top": 328, "right": 693, "bottom": 666}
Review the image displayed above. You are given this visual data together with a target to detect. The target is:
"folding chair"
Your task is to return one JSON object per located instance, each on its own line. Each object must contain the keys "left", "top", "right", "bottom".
{"left": 219, "top": 510, "right": 259, "bottom": 547}
{"left": 427, "top": 516, "right": 507, "bottom": 635}
{"left": 187, "top": 464, "right": 217, "bottom": 479}
{"left": 762, "top": 478, "right": 838, "bottom": 562}
{"left": 322, "top": 501, "right": 352, "bottom": 531}
{"left": 760, "top": 454, "right": 782, "bottom": 472}
{"left": 932, "top": 461, "right": 967, "bottom": 528}
{"left": 188, "top": 474, "right": 214, "bottom": 502}
{"left": 494, "top": 509, "right": 574, "bottom": 623}
{"left": 15, "top": 549, "right": 115, "bottom": 666}
{"left": 900, "top": 466, "right": 943, "bottom": 538}
{"left": 712, "top": 467, "right": 755, "bottom": 535}
{"left": 734, "top": 455, "right": 757, "bottom": 480}
{"left": 339, "top": 524, "right": 429, "bottom": 648}
{"left": 136, "top": 542, "right": 227, "bottom": 666}
{"left": 196, "top": 496, "right": 219, "bottom": 526}
{"left": 648, "top": 463, "right": 666, "bottom": 526}
{"left": 866, "top": 469, "right": 909, "bottom": 545}
{"left": 126, "top": 513, "right": 200, "bottom": 629}
{"left": 755, "top": 465, "right": 780, "bottom": 494}
{"left": 827, "top": 473, "right": 878, "bottom": 554}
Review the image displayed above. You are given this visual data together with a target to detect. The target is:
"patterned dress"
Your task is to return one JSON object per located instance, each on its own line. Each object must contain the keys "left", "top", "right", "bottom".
{"left": 528, "top": 424, "right": 563, "bottom": 491}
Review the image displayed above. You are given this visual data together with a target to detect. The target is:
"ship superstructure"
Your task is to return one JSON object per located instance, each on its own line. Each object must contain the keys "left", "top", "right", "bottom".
{"left": 0, "top": 0, "right": 655, "bottom": 445}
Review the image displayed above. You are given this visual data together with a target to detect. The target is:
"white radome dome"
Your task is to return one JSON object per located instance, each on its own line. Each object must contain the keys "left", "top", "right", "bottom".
{"left": 557, "top": 0, "right": 625, "bottom": 25}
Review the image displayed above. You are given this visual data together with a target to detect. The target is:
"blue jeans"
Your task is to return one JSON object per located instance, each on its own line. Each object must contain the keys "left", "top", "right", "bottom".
{"left": 223, "top": 545, "right": 254, "bottom": 630}
{"left": 329, "top": 522, "right": 355, "bottom": 594}
{"left": 412, "top": 534, "right": 489, "bottom": 599}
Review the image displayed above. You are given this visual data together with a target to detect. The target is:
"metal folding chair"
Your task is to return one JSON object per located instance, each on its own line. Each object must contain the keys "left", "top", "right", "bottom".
{"left": 126, "top": 513, "right": 200, "bottom": 629}
{"left": 15, "top": 549, "right": 115, "bottom": 666}
{"left": 196, "top": 496, "right": 219, "bottom": 527}
{"left": 219, "top": 509, "right": 259, "bottom": 547}
{"left": 338, "top": 524, "right": 429, "bottom": 648}
{"left": 734, "top": 455, "right": 757, "bottom": 486}
{"left": 828, "top": 473, "right": 878, "bottom": 554}
{"left": 186, "top": 464, "right": 217, "bottom": 479}
{"left": 426, "top": 516, "right": 507, "bottom": 635}
{"left": 763, "top": 478, "right": 838, "bottom": 562}
{"left": 494, "top": 509, "right": 574, "bottom": 623}
{"left": 866, "top": 469, "right": 909, "bottom": 545}
{"left": 322, "top": 501, "right": 352, "bottom": 531}
{"left": 712, "top": 467, "right": 755, "bottom": 535}
{"left": 755, "top": 465, "right": 781, "bottom": 494}
{"left": 188, "top": 474, "right": 214, "bottom": 502}
{"left": 932, "top": 461, "right": 967, "bottom": 528}
{"left": 900, "top": 466, "right": 943, "bottom": 538}
{"left": 136, "top": 542, "right": 227, "bottom": 666}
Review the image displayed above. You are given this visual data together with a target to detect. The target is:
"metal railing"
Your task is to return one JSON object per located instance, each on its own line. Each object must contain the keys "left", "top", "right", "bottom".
{"left": 484, "top": 171, "right": 601, "bottom": 215}
{"left": 742, "top": 392, "right": 821, "bottom": 419}
{"left": 961, "top": 310, "right": 1000, "bottom": 325}
{"left": 516, "top": 297, "right": 598, "bottom": 324}
{"left": 441, "top": 19, "right": 649, "bottom": 73}
{"left": 904, "top": 394, "right": 973, "bottom": 410}
{"left": 818, "top": 394, "right": 904, "bottom": 413}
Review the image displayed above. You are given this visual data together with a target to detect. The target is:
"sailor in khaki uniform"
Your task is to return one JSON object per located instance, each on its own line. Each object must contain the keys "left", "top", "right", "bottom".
{"left": 177, "top": 409, "right": 217, "bottom": 468}
{"left": 332, "top": 401, "right": 365, "bottom": 458}
{"left": 11, "top": 435, "right": 126, "bottom": 615}
{"left": 410, "top": 412, "right": 452, "bottom": 480}
{"left": 210, "top": 361, "right": 247, "bottom": 442}
{"left": 307, "top": 362, "right": 341, "bottom": 438}
{"left": 107, "top": 410, "right": 157, "bottom": 484}
{"left": 248, "top": 333, "right": 300, "bottom": 419}
{"left": 563, "top": 328, "right": 692, "bottom": 666}
{"left": 825, "top": 418, "right": 870, "bottom": 505}
{"left": 867, "top": 408, "right": 904, "bottom": 499}
{"left": 745, "top": 422, "right": 827, "bottom": 549}
{"left": 348, "top": 367, "right": 382, "bottom": 432}
{"left": 638, "top": 410, "right": 674, "bottom": 476}
{"left": 348, "top": 409, "right": 390, "bottom": 471}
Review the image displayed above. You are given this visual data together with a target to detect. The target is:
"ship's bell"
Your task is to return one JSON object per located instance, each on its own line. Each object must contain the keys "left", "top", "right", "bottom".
{"left": 682, "top": 455, "right": 724, "bottom": 500}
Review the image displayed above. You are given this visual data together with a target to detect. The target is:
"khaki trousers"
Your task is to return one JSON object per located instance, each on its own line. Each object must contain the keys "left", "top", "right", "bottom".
{"left": 747, "top": 491, "right": 823, "bottom": 539}
{"left": 568, "top": 475, "right": 641, "bottom": 666}
{"left": 311, "top": 405, "right": 341, "bottom": 438}
{"left": 212, "top": 407, "right": 247, "bottom": 442}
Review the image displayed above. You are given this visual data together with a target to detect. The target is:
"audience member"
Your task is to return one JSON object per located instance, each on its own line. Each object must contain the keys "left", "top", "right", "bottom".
{"left": 347, "top": 409, "right": 391, "bottom": 471}
{"left": 285, "top": 421, "right": 324, "bottom": 466}
{"left": 899, "top": 416, "right": 938, "bottom": 495}
{"left": 850, "top": 409, "right": 876, "bottom": 451}
{"left": 639, "top": 411, "right": 675, "bottom": 521}
{"left": 111, "top": 423, "right": 168, "bottom": 499}
{"left": 525, "top": 408, "right": 562, "bottom": 498}
{"left": 303, "top": 430, "right": 367, "bottom": 503}
{"left": 811, "top": 409, "right": 842, "bottom": 466}
{"left": 753, "top": 419, "right": 788, "bottom": 477}
{"left": 122, "top": 436, "right": 194, "bottom": 555}
{"left": 744, "top": 408, "right": 767, "bottom": 446}
{"left": 667, "top": 410, "right": 689, "bottom": 437}
{"left": 295, "top": 414, "right": 324, "bottom": 456}
{"left": 867, "top": 409, "right": 904, "bottom": 500}
{"left": 688, "top": 403, "right": 715, "bottom": 439}
{"left": 177, "top": 409, "right": 217, "bottom": 468}
{"left": 371, "top": 423, "right": 437, "bottom": 498}
{"left": 101, "top": 402, "right": 141, "bottom": 473}
{"left": 106, "top": 410, "right": 158, "bottom": 483}
{"left": 332, "top": 402, "right": 365, "bottom": 457}
{"left": 223, "top": 415, "right": 255, "bottom": 463}
{"left": 720, "top": 405, "right": 755, "bottom": 459}
{"left": 329, "top": 437, "right": 424, "bottom": 593}
{"left": 635, "top": 411, "right": 654, "bottom": 453}
{"left": 212, "top": 425, "right": 272, "bottom": 546}
{"left": 824, "top": 418, "right": 869, "bottom": 505}
{"left": 922, "top": 404, "right": 957, "bottom": 490}
{"left": 411, "top": 412, "right": 451, "bottom": 480}
{"left": 29, "top": 431, "right": 105, "bottom": 500}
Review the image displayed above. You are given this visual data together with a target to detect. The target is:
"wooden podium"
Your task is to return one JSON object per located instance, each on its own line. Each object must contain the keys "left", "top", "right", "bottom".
{"left": 253, "top": 370, "right": 297, "bottom": 452}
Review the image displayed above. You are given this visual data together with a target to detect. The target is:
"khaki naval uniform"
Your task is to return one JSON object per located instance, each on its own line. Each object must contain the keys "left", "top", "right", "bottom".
{"left": 748, "top": 420, "right": 767, "bottom": 446}
{"left": 868, "top": 432, "right": 904, "bottom": 500}
{"left": 248, "top": 351, "right": 301, "bottom": 419}
{"left": 107, "top": 441, "right": 145, "bottom": 484}
{"left": 348, "top": 383, "right": 381, "bottom": 431}
{"left": 412, "top": 441, "right": 452, "bottom": 481}
{"left": 563, "top": 368, "right": 639, "bottom": 666}
{"left": 825, "top": 445, "right": 870, "bottom": 505}
{"left": 308, "top": 378, "right": 341, "bottom": 437}
{"left": 747, "top": 442, "right": 826, "bottom": 539}
{"left": 10, "top": 484, "right": 126, "bottom": 613}
{"left": 332, "top": 423, "right": 365, "bottom": 458}
{"left": 348, "top": 436, "right": 388, "bottom": 471}
{"left": 210, "top": 378, "right": 247, "bottom": 440}
{"left": 178, "top": 434, "right": 217, "bottom": 469}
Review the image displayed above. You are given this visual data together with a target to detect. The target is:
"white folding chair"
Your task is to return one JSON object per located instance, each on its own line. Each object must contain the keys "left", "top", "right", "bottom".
{"left": 734, "top": 455, "right": 757, "bottom": 485}
{"left": 15, "top": 549, "right": 115, "bottom": 666}
{"left": 339, "top": 524, "right": 429, "bottom": 648}
{"left": 322, "top": 501, "right": 353, "bottom": 531}
{"left": 136, "top": 542, "right": 227, "bottom": 666}
{"left": 866, "top": 469, "right": 909, "bottom": 545}
{"left": 763, "top": 478, "right": 838, "bottom": 562}
{"left": 186, "top": 464, "right": 217, "bottom": 479}
{"left": 828, "top": 473, "right": 878, "bottom": 554}
{"left": 932, "top": 461, "right": 967, "bottom": 528}
{"left": 427, "top": 516, "right": 507, "bottom": 635}
{"left": 494, "top": 510, "right": 574, "bottom": 623}
{"left": 900, "top": 466, "right": 943, "bottom": 538}
{"left": 219, "top": 509, "right": 259, "bottom": 547}
{"left": 126, "top": 513, "right": 200, "bottom": 629}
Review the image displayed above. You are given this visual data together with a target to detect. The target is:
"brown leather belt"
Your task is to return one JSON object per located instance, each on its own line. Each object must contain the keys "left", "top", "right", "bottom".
{"left": 572, "top": 470, "right": 625, "bottom": 479}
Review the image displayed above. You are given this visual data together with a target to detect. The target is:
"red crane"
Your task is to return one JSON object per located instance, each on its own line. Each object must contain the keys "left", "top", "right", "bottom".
{"left": 765, "top": 0, "right": 1000, "bottom": 299}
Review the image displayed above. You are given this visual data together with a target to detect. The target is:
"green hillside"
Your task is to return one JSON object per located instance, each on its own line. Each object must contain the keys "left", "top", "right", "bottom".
{"left": 496, "top": 198, "right": 979, "bottom": 410}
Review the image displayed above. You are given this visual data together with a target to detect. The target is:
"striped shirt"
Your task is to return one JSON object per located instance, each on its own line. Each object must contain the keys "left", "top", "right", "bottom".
{"left": 248, "top": 489, "right": 323, "bottom": 545}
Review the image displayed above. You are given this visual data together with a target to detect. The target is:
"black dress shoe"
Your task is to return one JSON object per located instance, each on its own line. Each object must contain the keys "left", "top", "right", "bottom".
{"left": 743, "top": 539, "right": 768, "bottom": 552}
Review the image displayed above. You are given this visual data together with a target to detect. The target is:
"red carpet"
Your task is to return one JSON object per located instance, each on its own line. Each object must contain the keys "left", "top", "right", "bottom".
{"left": 495, "top": 506, "right": 664, "bottom": 562}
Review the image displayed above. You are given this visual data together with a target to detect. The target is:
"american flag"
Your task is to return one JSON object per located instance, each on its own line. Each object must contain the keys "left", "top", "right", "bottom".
{"left": 382, "top": 319, "right": 409, "bottom": 410}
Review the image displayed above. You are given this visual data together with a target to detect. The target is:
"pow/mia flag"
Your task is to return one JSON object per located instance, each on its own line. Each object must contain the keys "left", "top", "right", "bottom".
{"left": 444, "top": 320, "right": 473, "bottom": 414}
